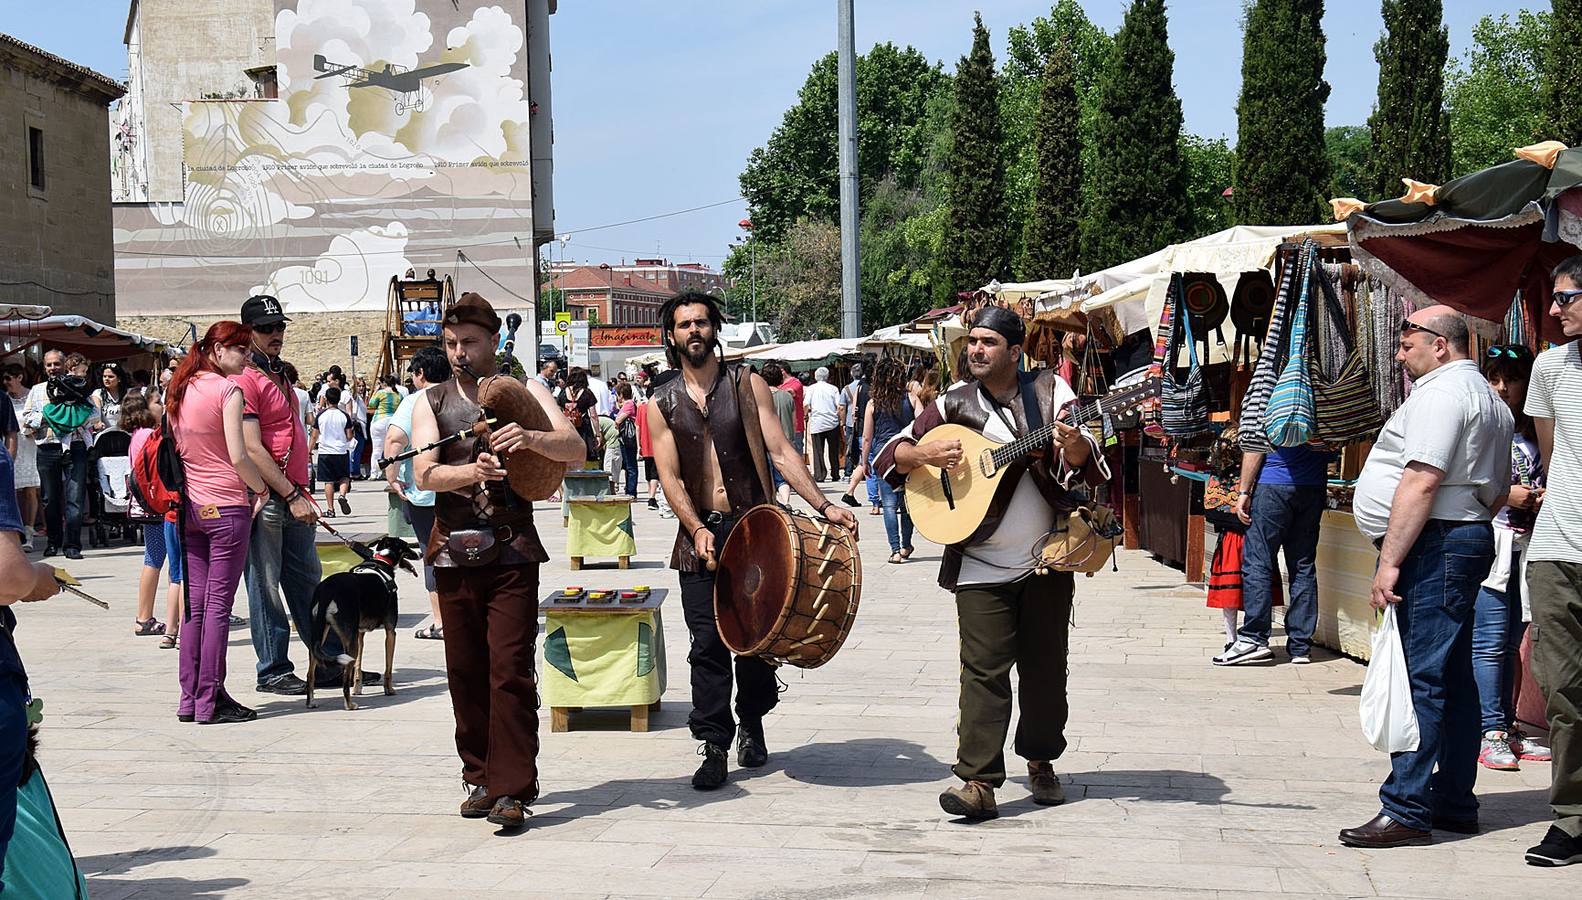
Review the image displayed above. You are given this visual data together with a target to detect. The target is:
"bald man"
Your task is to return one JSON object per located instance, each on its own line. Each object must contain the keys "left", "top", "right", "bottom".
{"left": 1339, "top": 305, "right": 1514, "bottom": 848}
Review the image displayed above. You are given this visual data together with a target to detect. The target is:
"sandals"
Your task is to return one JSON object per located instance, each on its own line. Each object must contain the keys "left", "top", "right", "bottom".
{"left": 415, "top": 623, "right": 444, "bottom": 640}
{"left": 888, "top": 551, "right": 906, "bottom": 564}
{"left": 133, "top": 618, "right": 167, "bottom": 637}
{"left": 900, "top": 546, "right": 914, "bottom": 560}
{"left": 869, "top": 506, "right": 882, "bottom": 516}
{"left": 159, "top": 634, "right": 177, "bottom": 650}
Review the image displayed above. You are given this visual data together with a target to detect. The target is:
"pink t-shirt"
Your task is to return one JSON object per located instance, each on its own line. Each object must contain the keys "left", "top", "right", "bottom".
{"left": 236, "top": 363, "right": 309, "bottom": 486}
{"left": 173, "top": 372, "right": 248, "bottom": 507}
{"left": 779, "top": 376, "right": 805, "bottom": 434}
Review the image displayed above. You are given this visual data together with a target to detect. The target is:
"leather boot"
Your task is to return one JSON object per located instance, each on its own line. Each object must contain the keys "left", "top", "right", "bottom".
{"left": 737, "top": 720, "right": 768, "bottom": 769}
{"left": 1028, "top": 761, "right": 1066, "bottom": 806}
{"left": 939, "top": 780, "right": 998, "bottom": 820}
{"left": 692, "top": 743, "right": 728, "bottom": 790}
{"left": 460, "top": 783, "right": 491, "bottom": 819}
{"left": 486, "top": 797, "right": 528, "bottom": 828}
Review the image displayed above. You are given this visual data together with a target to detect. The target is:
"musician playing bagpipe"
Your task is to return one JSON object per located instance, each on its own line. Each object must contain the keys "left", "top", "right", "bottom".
{"left": 875, "top": 306, "right": 1110, "bottom": 821}
{"left": 646, "top": 291, "right": 859, "bottom": 790}
{"left": 409, "top": 292, "right": 585, "bottom": 828}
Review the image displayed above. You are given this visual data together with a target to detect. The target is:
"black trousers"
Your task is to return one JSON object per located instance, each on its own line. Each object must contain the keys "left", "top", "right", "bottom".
{"left": 35, "top": 442, "right": 86, "bottom": 552}
{"left": 679, "top": 517, "right": 779, "bottom": 746}
{"left": 811, "top": 428, "right": 841, "bottom": 482}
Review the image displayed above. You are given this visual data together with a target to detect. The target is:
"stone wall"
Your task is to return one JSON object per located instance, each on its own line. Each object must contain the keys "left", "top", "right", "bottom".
{"left": 120, "top": 311, "right": 400, "bottom": 383}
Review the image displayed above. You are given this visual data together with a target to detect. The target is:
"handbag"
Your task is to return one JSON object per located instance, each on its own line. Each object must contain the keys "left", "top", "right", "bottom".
{"left": 1263, "top": 245, "right": 1318, "bottom": 447}
{"left": 1160, "top": 275, "right": 1211, "bottom": 437}
{"left": 1308, "top": 262, "right": 1382, "bottom": 444}
{"left": 1035, "top": 504, "right": 1122, "bottom": 574}
{"left": 1238, "top": 254, "right": 1300, "bottom": 452}
{"left": 444, "top": 527, "right": 501, "bottom": 567}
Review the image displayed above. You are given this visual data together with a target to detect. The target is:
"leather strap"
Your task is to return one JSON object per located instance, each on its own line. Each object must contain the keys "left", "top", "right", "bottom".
{"left": 734, "top": 365, "right": 775, "bottom": 502}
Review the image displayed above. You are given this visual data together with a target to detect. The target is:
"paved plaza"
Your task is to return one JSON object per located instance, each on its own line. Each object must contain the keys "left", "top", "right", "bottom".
{"left": 14, "top": 482, "right": 1565, "bottom": 898}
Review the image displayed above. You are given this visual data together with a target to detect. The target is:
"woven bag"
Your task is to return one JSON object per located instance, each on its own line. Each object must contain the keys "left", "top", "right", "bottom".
{"left": 1237, "top": 252, "right": 1300, "bottom": 453}
{"left": 1263, "top": 246, "right": 1318, "bottom": 447}
{"left": 1160, "top": 275, "right": 1211, "bottom": 437}
{"left": 1309, "top": 263, "right": 1382, "bottom": 444}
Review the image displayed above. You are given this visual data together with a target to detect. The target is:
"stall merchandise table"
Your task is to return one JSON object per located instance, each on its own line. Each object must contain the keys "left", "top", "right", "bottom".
{"left": 541, "top": 588, "right": 667, "bottom": 732}
{"left": 567, "top": 497, "right": 635, "bottom": 570}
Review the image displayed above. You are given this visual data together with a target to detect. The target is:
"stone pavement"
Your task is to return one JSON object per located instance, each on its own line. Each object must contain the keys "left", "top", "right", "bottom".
{"left": 14, "top": 481, "right": 1566, "bottom": 898}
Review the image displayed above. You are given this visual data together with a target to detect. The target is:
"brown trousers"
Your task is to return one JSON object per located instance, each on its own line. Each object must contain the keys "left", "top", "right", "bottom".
{"left": 436, "top": 563, "right": 541, "bottom": 804}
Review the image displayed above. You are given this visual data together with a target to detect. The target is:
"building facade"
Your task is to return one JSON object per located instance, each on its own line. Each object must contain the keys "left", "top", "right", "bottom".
{"left": 0, "top": 33, "right": 125, "bottom": 323}
{"left": 548, "top": 265, "right": 672, "bottom": 325}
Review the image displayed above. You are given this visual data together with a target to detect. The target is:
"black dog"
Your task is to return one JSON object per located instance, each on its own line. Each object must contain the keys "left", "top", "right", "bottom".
{"left": 306, "top": 536, "right": 419, "bottom": 710}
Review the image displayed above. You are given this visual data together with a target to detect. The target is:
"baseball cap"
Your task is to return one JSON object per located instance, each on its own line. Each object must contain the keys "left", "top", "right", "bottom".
{"left": 241, "top": 294, "right": 290, "bottom": 326}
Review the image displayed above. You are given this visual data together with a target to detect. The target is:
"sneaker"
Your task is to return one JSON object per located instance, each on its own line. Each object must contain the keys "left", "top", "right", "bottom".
{"left": 228, "top": 614, "right": 246, "bottom": 627}
{"left": 338, "top": 496, "right": 352, "bottom": 514}
{"left": 939, "top": 780, "right": 998, "bottom": 820}
{"left": 1027, "top": 761, "right": 1066, "bottom": 806}
{"left": 63, "top": 548, "right": 82, "bottom": 560}
{"left": 1526, "top": 825, "right": 1582, "bottom": 866}
{"left": 42, "top": 545, "right": 59, "bottom": 558}
{"left": 658, "top": 508, "right": 676, "bottom": 519}
{"left": 460, "top": 783, "right": 492, "bottom": 819}
{"left": 736, "top": 721, "right": 768, "bottom": 769}
{"left": 1479, "top": 730, "right": 1520, "bottom": 771}
{"left": 692, "top": 743, "right": 728, "bottom": 790}
{"left": 1289, "top": 654, "right": 1312, "bottom": 665}
{"left": 256, "top": 674, "right": 308, "bottom": 696}
{"left": 198, "top": 705, "right": 257, "bottom": 725}
{"left": 1510, "top": 730, "right": 1553, "bottom": 762}
{"left": 840, "top": 493, "right": 860, "bottom": 508}
{"left": 647, "top": 498, "right": 659, "bottom": 510}
{"left": 1213, "top": 639, "right": 1273, "bottom": 666}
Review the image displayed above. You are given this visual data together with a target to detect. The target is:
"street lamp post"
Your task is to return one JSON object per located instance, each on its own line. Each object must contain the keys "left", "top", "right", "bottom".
{"left": 739, "top": 218, "right": 756, "bottom": 326}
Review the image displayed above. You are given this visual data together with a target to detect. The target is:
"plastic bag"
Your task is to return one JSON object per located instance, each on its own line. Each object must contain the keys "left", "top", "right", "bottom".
{"left": 1359, "top": 605, "right": 1420, "bottom": 753}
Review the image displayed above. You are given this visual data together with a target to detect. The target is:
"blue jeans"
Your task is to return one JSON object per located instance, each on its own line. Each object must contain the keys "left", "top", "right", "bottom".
{"left": 878, "top": 475, "right": 913, "bottom": 554}
{"left": 1237, "top": 483, "right": 1325, "bottom": 656}
{"left": 866, "top": 444, "right": 880, "bottom": 506}
{"left": 35, "top": 442, "right": 86, "bottom": 552}
{"left": 620, "top": 440, "right": 638, "bottom": 496}
{"left": 1471, "top": 549, "right": 1525, "bottom": 732}
{"left": 1379, "top": 520, "right": 1493, "bottom": 831}
{"left": 244, "top": 497, "right": 338, "bottom": 684}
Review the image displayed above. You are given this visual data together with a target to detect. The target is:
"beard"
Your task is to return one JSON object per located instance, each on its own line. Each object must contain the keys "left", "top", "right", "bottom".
{"left": 681, "top": 335, "right": 719, "bottom": 368}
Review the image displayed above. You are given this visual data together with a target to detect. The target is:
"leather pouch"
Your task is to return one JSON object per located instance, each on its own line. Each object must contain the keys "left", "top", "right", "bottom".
{"left": 445, "top": 528, "right": 500, "bottom": 567}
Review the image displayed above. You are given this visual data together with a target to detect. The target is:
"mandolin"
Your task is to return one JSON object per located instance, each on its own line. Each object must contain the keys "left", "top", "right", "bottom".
{"left": 905, "top": 377, "right": 1160, "bottom": 546}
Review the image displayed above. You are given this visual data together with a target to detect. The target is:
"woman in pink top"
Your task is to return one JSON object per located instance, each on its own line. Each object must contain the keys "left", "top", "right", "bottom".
{"left": 612, "top": 382, "right": 639, "bottom": 497}
{"left": 166, "top": 322, "right": 268, "bottom": 725}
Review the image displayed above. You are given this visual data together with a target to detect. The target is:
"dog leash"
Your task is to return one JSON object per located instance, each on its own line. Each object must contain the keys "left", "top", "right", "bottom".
{"left": 303, "top": 495, "right": 374, "bottom": 561}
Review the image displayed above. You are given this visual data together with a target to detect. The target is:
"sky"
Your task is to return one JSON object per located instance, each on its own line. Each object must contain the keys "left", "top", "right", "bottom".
{"left": 4, "top": 0, "right": 1536, "bottom": 271}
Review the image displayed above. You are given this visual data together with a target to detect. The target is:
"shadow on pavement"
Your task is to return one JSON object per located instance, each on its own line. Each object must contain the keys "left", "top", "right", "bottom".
{"left": 81, "top": 845, "right": 246, "bottom": 898}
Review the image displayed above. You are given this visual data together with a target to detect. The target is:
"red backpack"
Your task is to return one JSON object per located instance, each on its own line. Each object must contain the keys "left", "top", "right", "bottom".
{"left": 130, "top": 418, "right": 186, "bottom": 523}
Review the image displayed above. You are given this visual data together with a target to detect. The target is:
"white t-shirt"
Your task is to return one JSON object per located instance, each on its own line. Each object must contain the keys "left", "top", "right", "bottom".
{"left": 315, "top": 406, "right": 353, "bottom": 455}
{"left": 293, "top": 387, "right": 312, "bottom": 430}
{"left": 588, "top": 376, "right": 613, "bottom": 416}
{"left": 1525, "top": 342, "right": 1582, "bottom": 563}
{"left": 806, "top": 381, "right": 841, "bottom": 433}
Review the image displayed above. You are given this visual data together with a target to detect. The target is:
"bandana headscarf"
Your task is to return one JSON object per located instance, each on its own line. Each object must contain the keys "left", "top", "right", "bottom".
{"left": 971, "top": 306, "right": 1026, "bottom": 347}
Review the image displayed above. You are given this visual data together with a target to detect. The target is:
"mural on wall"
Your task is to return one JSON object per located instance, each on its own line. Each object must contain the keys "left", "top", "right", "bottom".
{"left": 113, "top": 0, "right": 537, "bottom": 317}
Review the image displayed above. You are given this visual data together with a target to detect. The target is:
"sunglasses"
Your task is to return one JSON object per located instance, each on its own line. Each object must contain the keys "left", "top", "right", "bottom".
{"left": 1400, "top": 320, "right": 1443, "bottom": 338}
{"left": 253, "top": 323, "right": 286, "bottom": 335}
{"left": 1553, "top": 288, "right": 1582, "bottom": 307}
{"left": 1486, "top": 346, "right": 1530, "bottom": 360}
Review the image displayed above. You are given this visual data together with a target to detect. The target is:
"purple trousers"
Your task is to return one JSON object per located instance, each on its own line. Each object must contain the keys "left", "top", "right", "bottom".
{"left": 178, "top": 504, "right": 251, "bottom": 721}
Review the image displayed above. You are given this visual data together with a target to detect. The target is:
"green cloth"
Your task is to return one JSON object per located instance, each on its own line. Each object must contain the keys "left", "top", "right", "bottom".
{"left": 387, "top": 492, "right": 414, "bottom": 538}
{"left": 566, "top": 501, "right": 635, "bottom": 558}
{"left": 40, "top": 402, "right": 93, "bottom": 439}
{"left": 3, "top": 770, "right": 88, "bottom": 899}
{"left": 368, "top": 389, "right": 400, "bottom": 420}
{"left": 542, "top": 608, "right": 666, "bottom": 707}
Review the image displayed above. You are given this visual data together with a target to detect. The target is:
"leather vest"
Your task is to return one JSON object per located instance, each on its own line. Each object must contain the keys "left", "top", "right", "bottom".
{"left": 653, "top": 363, "right": 771, "bottom": 571}
{"left": 426, "top": 378, "right": 547, "bottom": 568}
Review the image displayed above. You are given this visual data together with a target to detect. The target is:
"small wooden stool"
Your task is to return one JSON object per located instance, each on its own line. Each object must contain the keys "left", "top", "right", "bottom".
{"left": 541, "top": 589, "right": 667, "bottom": 733}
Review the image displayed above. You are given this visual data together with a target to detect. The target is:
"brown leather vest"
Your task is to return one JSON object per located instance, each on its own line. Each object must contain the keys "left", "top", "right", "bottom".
{"left": 653, "top": 363, "right": 771, "bottom": 571}
{"left": 425, "top": 378, "right": 547, "bottom": 568}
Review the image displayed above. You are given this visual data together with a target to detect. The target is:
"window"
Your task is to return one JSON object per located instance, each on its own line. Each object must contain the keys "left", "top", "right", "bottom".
{"left": 27, "top": 127, "right": 45, "bottom": 191}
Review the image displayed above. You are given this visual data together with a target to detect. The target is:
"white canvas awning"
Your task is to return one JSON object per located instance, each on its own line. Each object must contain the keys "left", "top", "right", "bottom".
{"left": 0, "top": 314, "right": 175, "bottom": 361}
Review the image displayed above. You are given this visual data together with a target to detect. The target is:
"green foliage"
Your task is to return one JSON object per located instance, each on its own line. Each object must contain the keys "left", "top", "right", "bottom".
{"left": 1366, "top": 0, "right": 1452, "bottom": 197}
{"left": 1545, "top": 0, "right": 1582, "bottom": 146}
{"left": 1080, "top": 0, "right": 1188, "bottom": 270}
{"left": 740, "top": 45, "right": 946, "bottom": 243}
{"left": 1325, "top": 125, "right": 1372, "bottom": 199}
{"left": 932, "top": 13, "right": 1010, "bottom": 304}
{"left": 861, "top": 180, "right": 945, "bottom": 329}
{"left": 1020, "top": 40, "right": 1083, "bottom": 280}
{"left": 1447, "top": 12, "right": 1550, "bottom": 177}
{"left": 1233, "top": 0, "right": 1331, "bottom": 225}
{"left": 759, "top": 219, "right": 842, "bottom": 341}
{"left": 1181, "top": 134, "right": 1236, "bottom": 237}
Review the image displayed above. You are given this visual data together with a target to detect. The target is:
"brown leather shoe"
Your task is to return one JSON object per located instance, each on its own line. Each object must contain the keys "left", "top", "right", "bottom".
{"left": 1028, "top": 761, "right": 1066, "bottom": 806}
{"left": 1338, "top": 813, "right": 1431, "bottom": 848}
{"left": 939, "top": 780, "right": 998, "bottom": 820}
{"left": 460, "top": 783, "right": 491, "bottom": 819}
{"left": 486, "top": 797, "right": 529, "bottom": 828}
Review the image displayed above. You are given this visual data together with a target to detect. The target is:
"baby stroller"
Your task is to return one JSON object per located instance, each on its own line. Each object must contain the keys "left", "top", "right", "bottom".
{"left": 89, "top": 429, "right": 138, "bottom": 547}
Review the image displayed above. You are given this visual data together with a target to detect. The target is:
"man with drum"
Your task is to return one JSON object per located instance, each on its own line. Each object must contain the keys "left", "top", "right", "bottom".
{"left": 877, "top": 306, "right": 1109, "bottom": 820}
{"left": 410, "top": 292, "right": 585, "bottom": 828}
{"left": 647, "top": 291, "right": 858, "bottom": 789}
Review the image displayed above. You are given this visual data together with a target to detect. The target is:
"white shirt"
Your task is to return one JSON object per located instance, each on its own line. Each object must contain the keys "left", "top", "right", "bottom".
{"left": 314, "top": 406, "right": 353, "bottom": 454}
{"left": 806, "top": 381, "right": 842, "bottom": 433}
{"left": 1525, "top": 342, "right": 1582, "bottom": 563}
{"left": 588, "top": 376, "right": 613, "bottom": 416}
{"left": 293, "top": 387, "right": 312, "bottom": 430}
{"left": 1353, "top": 359, "right": 1514, "bottom": 541}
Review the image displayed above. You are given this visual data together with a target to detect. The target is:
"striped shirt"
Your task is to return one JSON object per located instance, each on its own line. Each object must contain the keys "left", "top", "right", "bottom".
{"left": 1524, "top": 342, "right": 1582, "bottom": 564}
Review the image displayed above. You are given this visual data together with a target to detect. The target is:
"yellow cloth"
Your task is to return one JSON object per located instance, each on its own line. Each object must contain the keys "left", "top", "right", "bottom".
{"left": 541, "top": 608, "right": 666, "bottom": 707}
{"left": 566, "top": 500, "right": 635, "bottom": 558}
{"left": 317, "top": 543, "right": 366, "bottom": 578}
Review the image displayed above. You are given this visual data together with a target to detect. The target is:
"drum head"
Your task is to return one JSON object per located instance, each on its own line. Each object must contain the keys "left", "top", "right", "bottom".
{"left": 714, "top": 506, "right": 796, "bottom": 655}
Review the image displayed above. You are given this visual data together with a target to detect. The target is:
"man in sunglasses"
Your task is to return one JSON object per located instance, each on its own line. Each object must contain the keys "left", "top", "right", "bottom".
{"left": 236, "top": 295, "right": 365, "bottom": 696}
{"left": 1518, "top": 255, "right": 1582, "bottom": 867}
{"left": 1342, "top": 306, "right": 1513, "bottom": 849}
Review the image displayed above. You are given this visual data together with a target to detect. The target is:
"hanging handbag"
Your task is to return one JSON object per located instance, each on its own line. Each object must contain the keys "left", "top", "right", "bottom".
{"left": 1308, "top": 263, "right": 1383, "bottom": 445}
{"left": 1237, "top": 253, "right": 1300, "bottom": 453}
{"left": 1159, "top": 275, "right": 1211, "bottom": 437}
{"left": 1263, "top": 245, "right": 1318, "bottom": 447}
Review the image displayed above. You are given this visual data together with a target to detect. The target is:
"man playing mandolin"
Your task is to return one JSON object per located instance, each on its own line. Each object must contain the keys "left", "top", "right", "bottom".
{"left": 647, "top": 291, "right": 858, "bottom": 790}
{"left": 877, "top": 306, "right": 1109, "bottom": 820}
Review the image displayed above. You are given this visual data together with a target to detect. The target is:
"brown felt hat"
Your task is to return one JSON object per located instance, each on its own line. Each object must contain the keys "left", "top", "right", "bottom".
{"left": 444, "top": 291, "right": 501, "bottom": 334}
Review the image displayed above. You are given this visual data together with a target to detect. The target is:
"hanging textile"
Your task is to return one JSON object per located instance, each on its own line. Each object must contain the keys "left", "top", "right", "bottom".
{"left": 1238, "top": 252, "right": 1300, "bottom": 453}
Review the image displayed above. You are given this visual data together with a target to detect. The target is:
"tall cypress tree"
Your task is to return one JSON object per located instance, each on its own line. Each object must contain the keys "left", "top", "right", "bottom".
{"left": 1545, "top": 0, "right": 1582, "bottom": 146}
{"left": 1233, "top": 0, "right": 1331, "bottom": 224}
{"left": 1366, "top": 0, "right": 1451, "bottom": 197}
{"left": 1021, "top": 39, "right": 1083, "bottom": 280}
{"left": 934, "top": 13, "right": 1009, "bottom": 304}
{"left": 1080, "top": 0, "right": 1188, "bottom": 271}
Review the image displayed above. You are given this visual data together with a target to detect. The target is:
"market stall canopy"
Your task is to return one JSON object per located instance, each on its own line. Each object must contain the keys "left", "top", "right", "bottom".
{"left": 0, "top": 314, "right": 175, "bottom": 362}
{"left": 740, "top": 337, "right": 862, "bottom": 372}
{"left": 0, "top": 303, "right": 52, "bottom": 322}
{"left": 1336, "top": 141, "right": 1582, "bottom": 344}
{"left": 858, "top": 324, "right": 933, "bottom": 353}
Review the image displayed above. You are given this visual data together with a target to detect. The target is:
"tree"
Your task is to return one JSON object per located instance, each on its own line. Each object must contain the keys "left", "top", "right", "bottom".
{"left": 1080, "top": 0, "right": 1188, "bottom": 271}
{"left": 1233, "top": 0, "right": 1331, "bottom": 225}
{"left": 932, "top": 13, "right": 1009, "bottom": 304}
{"left": 861, "top": 179, "right": 943, "bottom": 330}
{"left": 739, "top": 45, "right": 946, "bottom": 243}
{"left": 1325, "top": 125, "right": 1372, "bottom": 199}
{"left": 1366, "top": 0, "right": 1451, "bottom": 198}
{"left": 759, "top": 219, "right": 842, "bottom": 341}
{"left": 1447, "top": 12, "right": 1550, "bottom": 176}
{"left": 1545, "top": 0, "right": 1582, "bottom": 146}
{"left": 1182, "top": 134, "right": 1236, "bottom": 237}
{"left": 1020, "top": 39, "right": 1083, "bottom": 280}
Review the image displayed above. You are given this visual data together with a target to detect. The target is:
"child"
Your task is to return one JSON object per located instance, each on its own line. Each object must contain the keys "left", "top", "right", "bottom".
{"left": 122, "top": 392, "right": 183, "bottom": 648}
{"left": 311, "top": 386, "right": 355, "bottom": 516}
